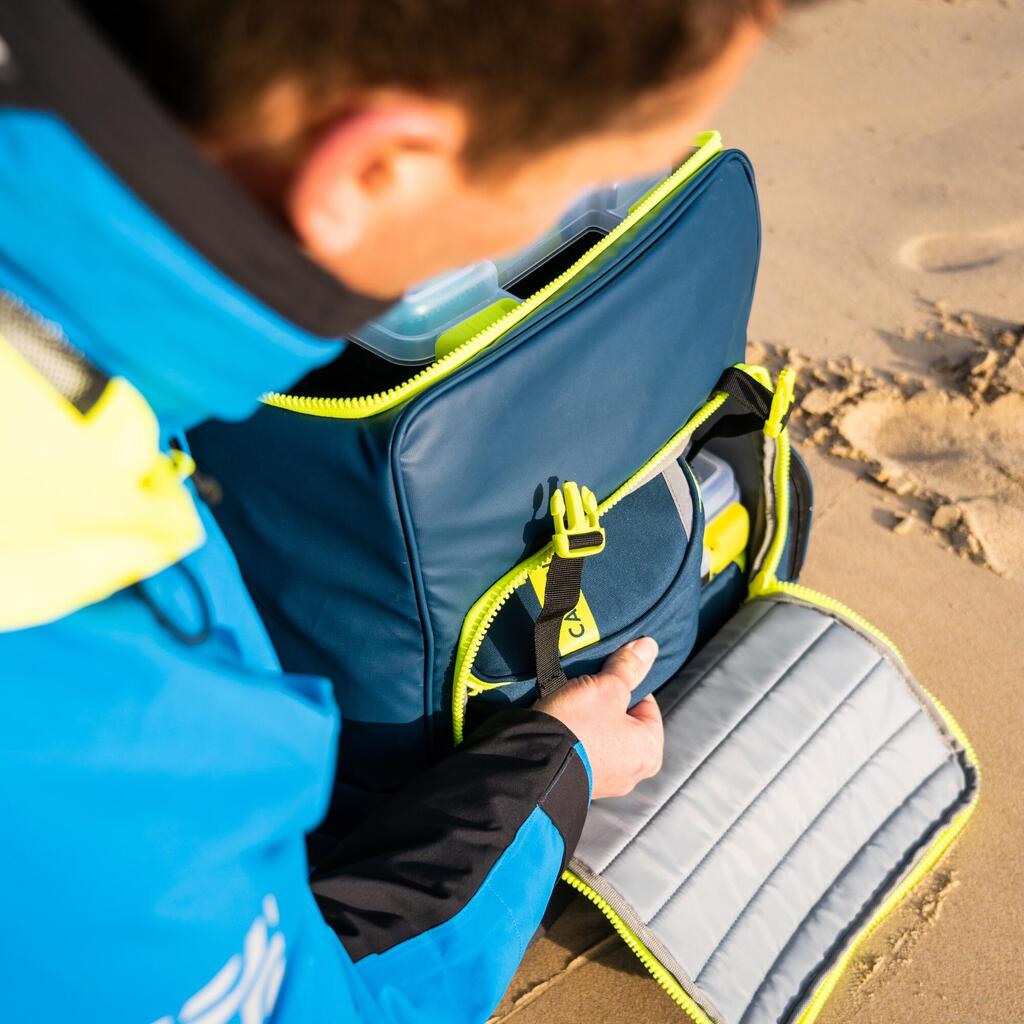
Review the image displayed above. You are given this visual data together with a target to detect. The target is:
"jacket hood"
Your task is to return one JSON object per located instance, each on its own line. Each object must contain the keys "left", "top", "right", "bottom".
{"left": 0, "top": 0, "right": 388, "bottom": 433}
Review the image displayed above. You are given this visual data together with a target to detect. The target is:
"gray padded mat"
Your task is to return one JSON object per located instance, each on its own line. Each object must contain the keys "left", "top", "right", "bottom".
{"left": 571, "top": 597, "right": 975, "bottom": 1024}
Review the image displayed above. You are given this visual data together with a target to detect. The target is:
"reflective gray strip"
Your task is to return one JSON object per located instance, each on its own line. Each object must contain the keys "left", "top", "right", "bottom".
{"left": 662, "top": 459, "right": 711, "bottom": 578}
{"left": 750, "top": 435, "right": 776, "bottom": 578}
{"left": 627, "top": 432, "right": 695, "bottom": 499}
{"left": 661, "top": 459, "right": 694, "bottom": 538}
{"left": 567, "top": 859, "right": 726, "bottom": 1024}
{"left": 0, "top": 290, "right": 108, "bottom": 414}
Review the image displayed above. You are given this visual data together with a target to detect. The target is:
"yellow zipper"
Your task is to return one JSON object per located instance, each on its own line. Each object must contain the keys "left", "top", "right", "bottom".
{"left": 746, "top": 414, "right": 793, "bottom": 597}
{"left": 260, "top": 132, "right": 723, "bottom": 421}
{"left": 450, "top": 391, "right": 727, "bottom": 743}
{"left": 566, "top": 592, "right": 978, "bottom": 1024}
{"left": 772, "top": 580, "right": 902, "bottom": 662}
{"left": 561, "top": 869, "right": 716, "bottom": 1024}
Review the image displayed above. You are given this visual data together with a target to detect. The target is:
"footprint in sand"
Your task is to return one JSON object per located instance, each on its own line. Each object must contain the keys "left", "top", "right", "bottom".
{"left": 838, "top": 389, "right": 1024, "bottom": 577}
{"left": 899, "top": 221, "right": 1024, "bottom": 273}
{"left": 750, "top": 314, "right": 1024, "bottom": 578}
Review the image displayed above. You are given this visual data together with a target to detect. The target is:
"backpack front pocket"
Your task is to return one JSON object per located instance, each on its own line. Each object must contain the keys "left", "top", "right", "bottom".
{"left": 457, "top": 456, "right": 706, "bottom": 734}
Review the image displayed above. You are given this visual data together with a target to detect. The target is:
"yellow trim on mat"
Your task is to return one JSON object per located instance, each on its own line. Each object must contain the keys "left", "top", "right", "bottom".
{"left": 561, "top": 869, "right": 715, "bottom": 1024}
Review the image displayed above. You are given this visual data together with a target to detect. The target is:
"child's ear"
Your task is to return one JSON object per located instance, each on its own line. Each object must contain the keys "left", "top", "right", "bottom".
{"left": 287, "top": 99, "right": 468, "bottom": 260}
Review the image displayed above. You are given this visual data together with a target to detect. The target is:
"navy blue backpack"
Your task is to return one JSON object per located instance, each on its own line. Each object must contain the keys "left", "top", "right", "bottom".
{"left": 190, "top": 133, "right": 811, "bottom": 794}
{"left": 190, "top": 132, "right": 978, "bottom": 1024}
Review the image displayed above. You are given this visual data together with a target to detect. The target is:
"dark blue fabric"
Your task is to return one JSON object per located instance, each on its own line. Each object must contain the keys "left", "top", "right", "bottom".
{"left": 192, "top": 405, "right": 433, "bottom": 789}
{"left": 191, "top": 151, "right": 761, "bottom": 789}
{"left": 695, "top": 562, "right": 747, "bottom": 652}
{"left": 476, "top": 464, "right": 694, "bottom": 682}
{"left": 468, "top": 465, "right": 706, "bottom": 720}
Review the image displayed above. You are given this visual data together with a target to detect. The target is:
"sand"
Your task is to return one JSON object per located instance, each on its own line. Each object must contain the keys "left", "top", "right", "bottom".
{"left": 748, "top": 305, "right": 1024, "bottom": 577}
{"left": 506, "top": 1, "right": 1024, "bottom": 1021}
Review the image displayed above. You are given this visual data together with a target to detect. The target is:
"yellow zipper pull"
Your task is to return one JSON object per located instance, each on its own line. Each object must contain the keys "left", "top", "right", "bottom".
{"left": 550, "top": 482, "right": 606, "bottom": 558}
{"left": 765, "top": 366, "right": 796, "bottom": 438}
{"left": 735, "top": 362, "right": 773, "bottom": 389}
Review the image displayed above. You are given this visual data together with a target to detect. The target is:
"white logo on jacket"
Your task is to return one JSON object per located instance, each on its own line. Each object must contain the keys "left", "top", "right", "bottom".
{"left": 151, "top": 895, "right": 286, "bottom": 1024}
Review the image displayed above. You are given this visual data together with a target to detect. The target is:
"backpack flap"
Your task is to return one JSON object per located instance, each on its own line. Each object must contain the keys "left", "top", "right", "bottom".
{"left": 568, "top": 595, "right": 978, "bottom": 1024}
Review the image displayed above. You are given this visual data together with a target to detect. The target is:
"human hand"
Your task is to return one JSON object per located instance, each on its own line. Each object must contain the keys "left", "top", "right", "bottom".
{"left": 535, "top": 637, "right": 664, "bottom": 799}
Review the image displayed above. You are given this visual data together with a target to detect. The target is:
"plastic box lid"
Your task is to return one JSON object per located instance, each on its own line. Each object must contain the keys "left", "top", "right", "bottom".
{"left": 350, "top": 262, "right": 503, "bottom": 365}
{"left": 347, "top": 167, "right": 670, "bottom": 365}
{"left": 691, "top": 450, "right": 741, "bottom": 524}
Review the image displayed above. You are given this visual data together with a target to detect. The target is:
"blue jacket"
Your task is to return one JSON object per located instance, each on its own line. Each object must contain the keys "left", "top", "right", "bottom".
{"left": 0, "top": 3, "right": 592, "bottom": 1022}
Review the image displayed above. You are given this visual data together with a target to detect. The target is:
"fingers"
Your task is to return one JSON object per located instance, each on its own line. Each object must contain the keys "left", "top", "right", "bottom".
{"left": 599, "top": 637, "right": 659, "bottom": 697}
{"left": 628, "top": 694, "right": 664, "bottom": 777}
{"left": 627, "top": 692, "right": 662, "bottom": 728}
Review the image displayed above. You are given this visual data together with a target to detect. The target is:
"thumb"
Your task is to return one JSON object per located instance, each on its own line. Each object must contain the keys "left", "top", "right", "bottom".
{"left": 600, "top": 636, "right": 659, "bottom": 696}
{"left": 627, "top": 692, "right": 663, "bottom": 728}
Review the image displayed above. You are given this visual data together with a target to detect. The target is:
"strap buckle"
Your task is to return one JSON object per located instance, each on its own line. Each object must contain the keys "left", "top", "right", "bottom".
{"left": 550, "top": 482, "right": 605, "bottom": 559}
{"left": 765, "top": 367, "right": 796, "bottom": 439}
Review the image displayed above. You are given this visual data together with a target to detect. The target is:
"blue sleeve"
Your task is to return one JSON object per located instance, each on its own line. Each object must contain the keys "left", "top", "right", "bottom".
{"left": 0, "top": 589, "right": 590, "bottom": 1024}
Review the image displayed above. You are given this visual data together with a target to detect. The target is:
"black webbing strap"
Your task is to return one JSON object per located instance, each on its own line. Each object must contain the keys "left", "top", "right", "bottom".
{"left": 688, "top": 366, "right": 790, "bottom": 460}
{"left": 534, "top": 530, "right": 603, "bottom": 698}
{"left": 717, "top": 366, "right": 774, "bottom": 420}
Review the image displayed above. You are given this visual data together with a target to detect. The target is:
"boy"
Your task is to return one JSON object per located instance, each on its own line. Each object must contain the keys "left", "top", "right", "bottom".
{"left": 0, "top": 2, "right": 808, "bottom": 1021}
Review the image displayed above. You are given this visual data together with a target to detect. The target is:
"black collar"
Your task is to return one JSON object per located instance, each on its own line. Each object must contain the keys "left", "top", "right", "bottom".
{"left": 0, "top": 0, "right": 389, "bottom": 339}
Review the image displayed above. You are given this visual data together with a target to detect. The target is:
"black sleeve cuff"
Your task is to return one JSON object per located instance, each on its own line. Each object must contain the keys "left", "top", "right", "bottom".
{"left": 310, "top": 707, "right": 591, "bottom": 961}
{"left": 473, "top": 708, "right": 591, "bottom": 867}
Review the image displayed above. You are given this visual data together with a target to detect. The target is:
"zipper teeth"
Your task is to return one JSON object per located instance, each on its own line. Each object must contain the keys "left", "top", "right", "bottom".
{"left": 762, "top": 426, "right": 793, "bottom": 583}
{"left": 561, "top": 870, "right": 714, "bottom": 1024}
{"left": 796, "top": 795, "right": 977, "bottom": 1024}
{"left": 600, "top": 393, "right": 726, "bottom": 510}
{"left": 261, "top": 132, "right": 723, "bottom": 421}
{"left": 922, "top": 685, "right": 980, "bottom": 770}
{"left": 451, "top": 550, "right": 551, "bottom": 740}
{"left": 795, "top": 697, "right": 978, "bottom": 1024}
{"left": 451, "top": 393, "right": 727, "bottom": 743}
{"left": 774, "top": 580, "right": 903, "bottom": 662}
